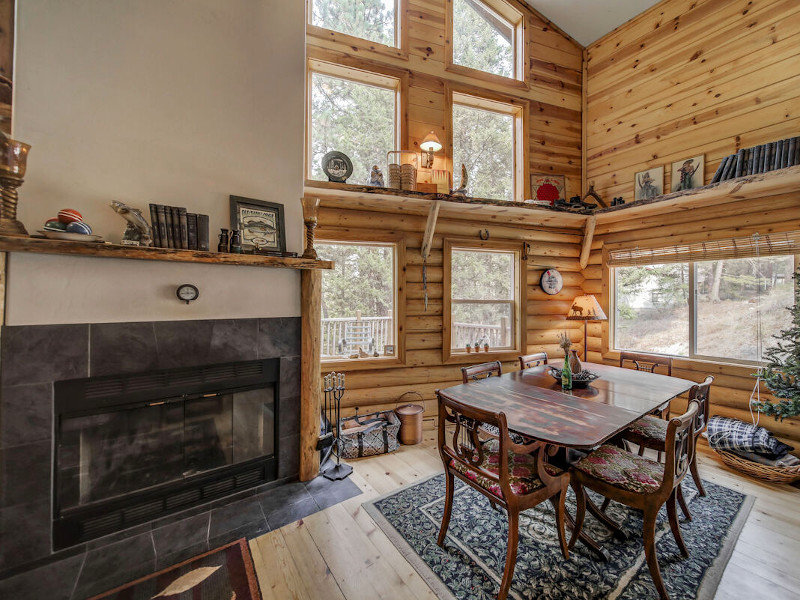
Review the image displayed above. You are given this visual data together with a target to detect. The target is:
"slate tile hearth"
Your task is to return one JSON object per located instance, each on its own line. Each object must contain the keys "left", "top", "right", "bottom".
{"left": 0, "top": 317, "right": 305, "bottom": 587}
{"left": 0, "top": 475, "right": 362, "bottom": 599}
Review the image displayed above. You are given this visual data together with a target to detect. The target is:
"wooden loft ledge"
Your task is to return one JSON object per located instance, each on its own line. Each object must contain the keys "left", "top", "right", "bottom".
{"left": 303, "top": 180, "right": 590, "bottom": 227}
{"left": 594, "top": 165, "right": 800, "bottom": 225}
{"left": 0, "top": 235, "right": 334, "bottom": 270}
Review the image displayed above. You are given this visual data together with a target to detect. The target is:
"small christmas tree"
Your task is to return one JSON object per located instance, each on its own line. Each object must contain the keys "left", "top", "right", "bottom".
{"left": 753, "top": 267, "right": 800, "bottom": 421}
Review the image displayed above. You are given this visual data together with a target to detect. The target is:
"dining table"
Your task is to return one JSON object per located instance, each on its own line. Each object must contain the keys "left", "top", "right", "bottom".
{"left": 437, "top": 362, "right": 697, "bottom": 559}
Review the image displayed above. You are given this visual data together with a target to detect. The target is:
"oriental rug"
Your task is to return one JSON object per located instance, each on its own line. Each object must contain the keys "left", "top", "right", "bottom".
{"left": 364, "top": 474, "right": 752, "bottom": 600}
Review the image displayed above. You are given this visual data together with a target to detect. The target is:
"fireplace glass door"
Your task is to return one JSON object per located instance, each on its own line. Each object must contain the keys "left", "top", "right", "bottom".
{"left": 57, "top": 387, "right": 275, "bottom": 511}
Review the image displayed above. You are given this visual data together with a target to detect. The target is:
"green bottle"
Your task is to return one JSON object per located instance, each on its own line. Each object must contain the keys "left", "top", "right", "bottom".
{"left": 561, "top": 353, "right": 572, "bottom": 390}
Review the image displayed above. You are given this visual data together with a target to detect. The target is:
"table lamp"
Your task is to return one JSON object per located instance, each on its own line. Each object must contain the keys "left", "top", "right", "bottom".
{"left": 566, "top": 294, "right": 607, "bottom": 360}
{"left": 419, "top": 131, "right": 442, "bottom": 169}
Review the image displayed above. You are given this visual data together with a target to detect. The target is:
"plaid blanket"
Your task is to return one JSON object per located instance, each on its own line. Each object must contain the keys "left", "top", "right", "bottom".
{"left": 706, "top": 416, "right": 794, "bottom": 459}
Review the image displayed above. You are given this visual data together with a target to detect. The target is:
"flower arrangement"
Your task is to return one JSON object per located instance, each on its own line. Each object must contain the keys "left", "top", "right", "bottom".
{"left": 557, "top": 331, "right": 572, "bottom": 356}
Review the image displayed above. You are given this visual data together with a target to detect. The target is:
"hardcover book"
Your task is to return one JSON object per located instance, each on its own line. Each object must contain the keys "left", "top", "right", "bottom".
{"left": 177, "top": 207, "right": 189, "bottom": 250}
{"left": 163, "top": 205, "right": 175, "bottom": 248}
{"left": 197, "top": 214, "right": 210, "bottom": 251}
{"left": 148, "top": 204, "right": 162, "bottom": 248}
{"left": 187, "top": 213, "right": 198, "bottom": 250}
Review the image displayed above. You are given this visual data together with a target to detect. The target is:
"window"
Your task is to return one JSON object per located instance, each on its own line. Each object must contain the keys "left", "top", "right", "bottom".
{"left": 452, "top": 93, "right": 523, "bottom": 202}
{"left": 614, "top": 255, "right": 797, "bottom": 364}
{"left": 444, "top": 240, "right": 524, "bottom": 361}
{"left": 318, "top": 240, "right": 401, "bottom": 361}
{"left": 311, "top": 0, "right": 397, "bottom": 48}
{"left": 309, "top": 63, "right": 399, "bottom": 184}
{"left": 450, "top": 0, "right": 523, "bottom": 80}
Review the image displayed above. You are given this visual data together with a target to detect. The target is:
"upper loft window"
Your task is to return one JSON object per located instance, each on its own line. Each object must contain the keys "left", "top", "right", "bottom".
{"left": 309, "top": 62, "right": 399, "bottom": 183}
{"left": 452, "top": 92, "right": 523, "bottom": 202}
{"left": 311, "top": 0, "right": 397, "bottom": 47}
{"left": 451, "top": 0, "right": 523, "bottom": 80}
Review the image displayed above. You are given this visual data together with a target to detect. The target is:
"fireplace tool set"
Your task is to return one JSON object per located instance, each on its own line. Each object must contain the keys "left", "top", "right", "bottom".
{"left": 320, "top": 371, "right": 353, "bottom": 480}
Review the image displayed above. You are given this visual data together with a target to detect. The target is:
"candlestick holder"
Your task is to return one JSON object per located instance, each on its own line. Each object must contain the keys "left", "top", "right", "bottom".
{"left": 301, "top": 197, "right": 320, "bottom": 259}
{"left": 0, "top": 137, "right": 31, "bottom": 237}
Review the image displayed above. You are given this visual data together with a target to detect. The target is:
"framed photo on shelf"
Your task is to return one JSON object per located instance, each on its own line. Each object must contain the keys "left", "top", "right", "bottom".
{"left": 634, "top": 166, "right": 664, "bottom": 201}
{"left": 671, "top": 155, "right": 704, "bottom": 192}
{"left": 530, "top": 174, "right": 566, "bottom": 204}
{"left": 229, "top": 195, "right": 286, "bottom": 253}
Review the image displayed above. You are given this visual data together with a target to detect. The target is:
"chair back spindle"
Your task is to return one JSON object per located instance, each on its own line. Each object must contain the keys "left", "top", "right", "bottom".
{"left": 661, "top": 401, "right": 699, "bottom": 491}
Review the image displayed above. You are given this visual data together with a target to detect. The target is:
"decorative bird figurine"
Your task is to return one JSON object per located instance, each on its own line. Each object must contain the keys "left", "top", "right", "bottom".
{"left": 451, "top": 163, "right": 468, "bottom": 196}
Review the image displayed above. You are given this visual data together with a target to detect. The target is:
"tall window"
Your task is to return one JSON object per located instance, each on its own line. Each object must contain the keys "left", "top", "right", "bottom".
{"left": 452, "top": 93, "right": 522, "bottom": 202}
{"left": 445, "top": 243, "right": 522, "bottom": 357}
{"left": 311, "top": 0, "right": 396, "bottom": 47}
{"left": 451, "top": 0, "right": 523, "bottom": 80}
{"left": 309, "top": 64, "right": 398, "bottom": 184}
{"left": 614, "top": 256, "right": 796, "bottom": 363}
{"left": 318, "top": 241, "right": 398, "bottom": 360}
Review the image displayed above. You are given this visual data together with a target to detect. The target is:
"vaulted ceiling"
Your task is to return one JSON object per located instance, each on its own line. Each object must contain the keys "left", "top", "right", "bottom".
{"left": 525, "top": 0, "right": 663, "bottom": 47}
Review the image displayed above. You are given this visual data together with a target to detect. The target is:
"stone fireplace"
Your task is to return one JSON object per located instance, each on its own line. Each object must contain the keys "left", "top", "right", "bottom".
{"left": 0, "top": 317, "right": 301, "bottom": 574}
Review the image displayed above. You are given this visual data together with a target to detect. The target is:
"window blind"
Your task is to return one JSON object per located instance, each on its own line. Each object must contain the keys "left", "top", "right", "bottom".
{"left": 608, "top": 230, "right": 800, "bottom": 267}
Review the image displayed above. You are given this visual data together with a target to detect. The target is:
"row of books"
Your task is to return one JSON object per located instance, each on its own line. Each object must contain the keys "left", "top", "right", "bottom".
{"left": 148, "top": 204, "right": 210, "bottom": 251}
{"left": 711, "top": 136, "right": 800, "bottom": 184}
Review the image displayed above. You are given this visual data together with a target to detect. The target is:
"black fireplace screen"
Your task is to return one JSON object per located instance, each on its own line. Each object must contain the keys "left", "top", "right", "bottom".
{"left": 57, "top": 388, "right": 274, "bottom": 510}
{"left": 53, "top": 359, "right": 279, "bottom": 548}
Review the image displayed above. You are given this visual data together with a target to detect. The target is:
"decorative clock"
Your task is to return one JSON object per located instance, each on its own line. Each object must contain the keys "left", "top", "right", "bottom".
{"left": 540, "top": 269, "right": 564, "bottom": 295}
{"left": 176, "top": 284, "right": 200, "bottom": 304}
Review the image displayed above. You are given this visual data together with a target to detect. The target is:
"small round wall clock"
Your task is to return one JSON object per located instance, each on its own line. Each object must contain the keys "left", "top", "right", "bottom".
{"left": 321, "top": 151, "right": 353, "bottom": 183}
{"left": 540, "top": 269, "right": 564, "bottom": 295}
{"left": 176, "top": 284, "right": 199, "bottom": 304}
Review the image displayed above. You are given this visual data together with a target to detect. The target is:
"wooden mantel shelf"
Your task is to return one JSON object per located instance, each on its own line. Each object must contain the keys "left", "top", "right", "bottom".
{"left": 0, "top": 235, "right": 334, "bottom": 269}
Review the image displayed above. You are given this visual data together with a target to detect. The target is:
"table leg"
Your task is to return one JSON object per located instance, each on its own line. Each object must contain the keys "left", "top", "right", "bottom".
{"left": 586, "top": 493, "right": 628, "bottom": 541}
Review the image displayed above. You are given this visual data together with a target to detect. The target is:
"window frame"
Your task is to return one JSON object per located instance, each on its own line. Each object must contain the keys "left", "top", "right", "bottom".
{"left": 306, "top": 0, "right": 408, "bottom": 60}
{"left": 449, "top": 90, "right": 527, "bottom": 202}
{"left": 446, "top": 0, "right": 527, "bottom": 87}
{"left": 443, "top": 238, "right": 526, "bottom": 364}
{"left": 609, "top": 253, "right": 800, "bottom": 367}
{"left": 317, "top": 232, "right": 407, "bottom": 370}
{"left": 306, "top": 59, "right": 406, "bottom": 184}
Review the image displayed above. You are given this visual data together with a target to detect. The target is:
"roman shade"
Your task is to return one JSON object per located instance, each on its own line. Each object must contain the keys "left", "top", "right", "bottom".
{"left": 607, "top": 231, "right": 800, "bottom": 267}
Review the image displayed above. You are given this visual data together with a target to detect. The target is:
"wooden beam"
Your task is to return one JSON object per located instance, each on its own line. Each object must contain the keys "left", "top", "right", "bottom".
{"left": 300, "top": 269, "right": 323, "bottom": 481}
{"left": 420, "top": 200, "right": 440, "bottom": 261}
{"left": 579, "top": 215, "right": 596, "bottom": 270}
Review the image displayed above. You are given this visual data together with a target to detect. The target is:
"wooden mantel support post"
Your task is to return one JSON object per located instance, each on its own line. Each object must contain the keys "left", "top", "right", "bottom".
{"left": 579, "top": 215, "right": 596, "bottom": 270}
{"left": 300, "top": 269, "right": 322, "bottom": 481}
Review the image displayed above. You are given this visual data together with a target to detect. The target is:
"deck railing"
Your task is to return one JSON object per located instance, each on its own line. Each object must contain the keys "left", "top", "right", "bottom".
{"left": 321, "top": 316, "right": 393, "bottom": 357}
{"left": 453, "top": 322, "right": 506, "bottom": 348}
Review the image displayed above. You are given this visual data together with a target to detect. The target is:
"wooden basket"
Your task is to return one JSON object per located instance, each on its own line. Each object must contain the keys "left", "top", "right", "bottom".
{"left": 713, "top": 449, "right": 800, "bottom": 484}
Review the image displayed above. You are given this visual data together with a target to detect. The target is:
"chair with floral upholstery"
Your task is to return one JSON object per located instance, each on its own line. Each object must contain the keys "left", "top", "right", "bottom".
{"left": 436, "top": 389, "right": 570, "bottom": 600}
{"left": 518, "top": 352, "right": 548, "bottom": 370}
{"left": 568, "top": 401, "right": 699, "bottom": 600}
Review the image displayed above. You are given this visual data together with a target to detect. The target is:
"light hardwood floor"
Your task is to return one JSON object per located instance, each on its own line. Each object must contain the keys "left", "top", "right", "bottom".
{"left": 250, "top": 435, "right": 800, "bottom": 600}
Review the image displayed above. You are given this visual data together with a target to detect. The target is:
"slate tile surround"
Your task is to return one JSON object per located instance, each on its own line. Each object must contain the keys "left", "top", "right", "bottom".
{"left": 0, "top": 317, "right": 304, "bottom": 581}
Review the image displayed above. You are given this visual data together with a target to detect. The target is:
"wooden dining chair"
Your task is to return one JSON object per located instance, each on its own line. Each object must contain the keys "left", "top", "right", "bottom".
{"left": 623, "top": 376, "right": 714, "bottom": 502}
{"left": 620, "top": 351, "right": 674, "bottom": 422}
{"left": 518, "top": 352, "right": 548, "bottom": 370}
{"left": 461, "top": 360, "right": 502, "bottom": 383}
{"left": 437, "top": 390, "right": 570, "bottom": 600}
{"left": 569, "top": 401, "right": 700, "bottom": 600}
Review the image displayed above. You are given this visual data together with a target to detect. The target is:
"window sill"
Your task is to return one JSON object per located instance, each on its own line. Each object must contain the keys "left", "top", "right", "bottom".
{"left": 321, "top": 355, "right": 404, "bottom": 371}
{"left": 444, "top": 349, "right": 522, "bottom": 366}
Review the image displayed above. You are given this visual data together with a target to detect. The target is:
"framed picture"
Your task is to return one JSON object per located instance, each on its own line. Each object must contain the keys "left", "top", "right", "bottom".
{"left": 634, "top": 166, "right": 664, "bottom": 201}
{"left": 230, "top": 196, "right": 286, "bottom": 253}
{"left": 671, "top": 155, "right": 704, "bottom": 192}
{"left": 530, "top": 174, "right": 566, "bottom": 204}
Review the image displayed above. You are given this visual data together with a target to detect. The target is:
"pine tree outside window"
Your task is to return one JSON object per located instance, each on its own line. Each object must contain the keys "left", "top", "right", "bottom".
{"left": 311, "top": 0, "right": 397, "bottom": 48}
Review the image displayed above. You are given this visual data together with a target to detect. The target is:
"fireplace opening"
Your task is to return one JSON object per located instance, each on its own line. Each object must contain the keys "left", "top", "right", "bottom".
{"left": 53, "top": 359, "right": 280, "bottom": 549}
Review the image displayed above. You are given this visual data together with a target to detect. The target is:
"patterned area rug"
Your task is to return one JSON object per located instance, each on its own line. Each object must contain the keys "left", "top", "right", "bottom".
{"left": 90, "top": 539, "right": 260, "bottom": 600}
{"left": 365, "top": 474, "right": 753, "bottom": 600}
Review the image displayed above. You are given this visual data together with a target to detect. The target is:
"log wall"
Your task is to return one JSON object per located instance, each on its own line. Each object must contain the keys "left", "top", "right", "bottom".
{"left": 307, "top": 0, "right": 584, "bottom": 196}
{"left": 314, "top": 196, "right": 584, "bottom": 428}
{"left": 583, "top": 0, "right": 800, "bottom": 448}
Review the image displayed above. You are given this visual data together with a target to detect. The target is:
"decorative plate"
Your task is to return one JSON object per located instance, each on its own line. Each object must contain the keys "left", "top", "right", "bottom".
{"left": 321, "top": 151, "right": 353, "bottom": 183}
{"left": 540, "top": 268, "right": 563, "bottom": 295}
{"left": 548, "top": 367, "right": 600, "bottom": 388}
{"left": 38, "top": 230, "right": 104, "bottom": 242}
